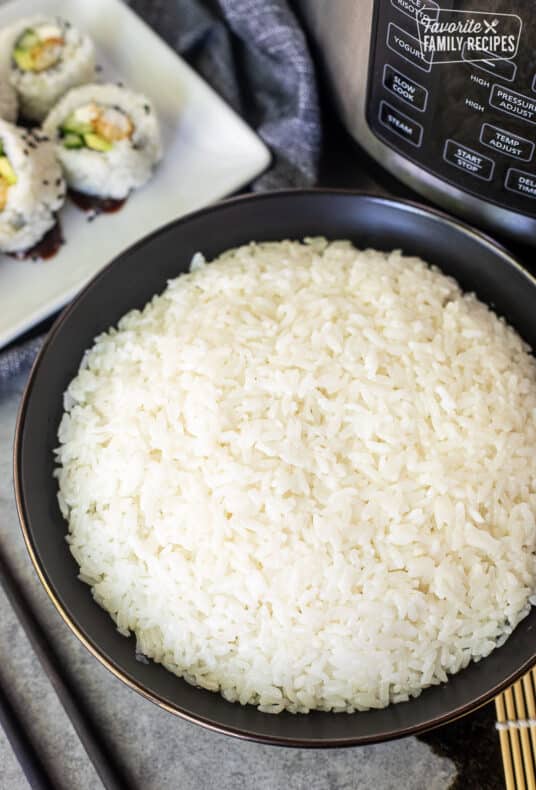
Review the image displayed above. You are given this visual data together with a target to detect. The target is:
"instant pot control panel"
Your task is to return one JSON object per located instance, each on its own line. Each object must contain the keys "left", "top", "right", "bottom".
{"left": 366, "top": 0, "right": 536, "bottom": 217}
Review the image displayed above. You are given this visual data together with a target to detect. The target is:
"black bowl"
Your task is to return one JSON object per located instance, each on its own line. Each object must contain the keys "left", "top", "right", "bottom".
{"left": 14, "top": 190, "right": 536, "bottom": 747}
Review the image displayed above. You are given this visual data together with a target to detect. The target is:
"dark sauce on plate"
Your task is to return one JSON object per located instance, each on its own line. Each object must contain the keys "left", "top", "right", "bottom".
{"left": 16, "top": 116, "right": 36, "bottom": 130}
{"left": 69, "top": 190, "right": 127, "bottom": 214}
{"left": 10, "top": 220, "right": 63, "bottom": 261}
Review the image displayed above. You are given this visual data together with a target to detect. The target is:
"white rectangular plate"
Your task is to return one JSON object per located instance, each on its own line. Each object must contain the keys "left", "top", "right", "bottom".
{"left": 0, "top": 0, "right": 270, "bottom": 349}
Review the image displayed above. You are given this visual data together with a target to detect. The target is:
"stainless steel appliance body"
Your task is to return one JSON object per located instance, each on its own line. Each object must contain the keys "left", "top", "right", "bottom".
{"left": 299, "top": 0, "right": 536, "bottom": 243}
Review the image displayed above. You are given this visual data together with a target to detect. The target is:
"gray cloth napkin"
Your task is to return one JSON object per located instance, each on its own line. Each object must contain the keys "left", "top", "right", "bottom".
{"left": 0, "top": 0, "right": 321, "bottom": 384}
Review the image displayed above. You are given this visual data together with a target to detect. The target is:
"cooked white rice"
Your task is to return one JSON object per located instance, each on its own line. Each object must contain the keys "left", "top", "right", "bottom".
{"left": 0, "top": 16, "right": 95, "bottom": 122}
{"left": 0, "top": 79, "right": 17, "bottom": 122}
{"left": 0, "top": 119, "right": 65, "bottom": 253}
{"left": 56, "top": 239, "right": 536, "bottom": 714}
{"left": 43, "top": 83, "right": 162, "bottom": 199}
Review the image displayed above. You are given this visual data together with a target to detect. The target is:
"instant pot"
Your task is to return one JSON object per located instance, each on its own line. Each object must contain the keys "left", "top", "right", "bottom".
{"left": 299, "top": 0, "right": 536, "bottom": 244}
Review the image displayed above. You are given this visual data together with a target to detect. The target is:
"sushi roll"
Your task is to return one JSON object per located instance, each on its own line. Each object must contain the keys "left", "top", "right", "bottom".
{"left": 0, "top": 17, "right": 95, "bottom": 123}
{"left": 0, "top": 119, "right": 65, "bottom": 254}
{"left": 43, "top": 83, "right": 162, "bottom": 200}
{"left": 0, "top": 80, "right": 17, "bottom": 122}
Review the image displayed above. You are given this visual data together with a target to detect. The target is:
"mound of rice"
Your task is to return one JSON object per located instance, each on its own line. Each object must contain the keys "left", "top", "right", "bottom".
{"left": 56, "top": 239, "right": 536, "bottom": 714}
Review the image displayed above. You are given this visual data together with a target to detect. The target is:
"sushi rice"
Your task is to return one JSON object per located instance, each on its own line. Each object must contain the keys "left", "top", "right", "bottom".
{"left": 0, "top": 118, "right": 65, "bottom": 254}
{"left": 0, "top": 16, "right": 95, "bottom": 122}
{"left": 56, "top": 240, "right": 536, "bottom": 714}
{"left": 43, "top": 83, "right": 162, "bottom": 200}
{"left": 0, "top": 80, "right": 17, "bottom": 122}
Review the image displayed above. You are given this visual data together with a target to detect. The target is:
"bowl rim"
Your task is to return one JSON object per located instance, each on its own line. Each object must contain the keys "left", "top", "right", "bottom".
{"left": 13, "top": 188, "right": 536, "bottom": 747}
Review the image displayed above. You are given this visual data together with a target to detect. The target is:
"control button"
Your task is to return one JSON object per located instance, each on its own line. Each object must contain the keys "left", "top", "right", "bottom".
{"left": 462, "top": 46, "right": 517, "bottom": 82}
{"left": 443, "top": 140, "right": 494, "bottom": 180}
{"left": 387, "top": 23, "right": 432, "bottom": 73}
{"left": 383, "top": 64, "right": 428, "bottom": 111}
{"left": 379, "top": 101, "right": 423, "bottom": 147}
{"left": 390, "top": 0, "right": 439, "bottom": 22}
{"left": 489, "top": 84, "right": 536, "bottom": 125}
{"left": 505, "top": 168, "right": 536, "bottom": 200}
{"left": 480, "top": 123, "right": 534, "bottom": 162}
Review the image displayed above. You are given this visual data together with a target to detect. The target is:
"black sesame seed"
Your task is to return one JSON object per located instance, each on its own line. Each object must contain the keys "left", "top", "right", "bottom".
{"left": 96, "top": 64, "right": 103, "bottom": 72}
{"left": 42, "top": 180, "right": 49, "bottom": 185}
{"left": 23, "top": 149, "right": 29, "bottom": 155}
{"left": 55, "top": 177, "right": 62, "bottom": 186}
{"left": 144, "top": 104, "right": 150, "bottom": 114}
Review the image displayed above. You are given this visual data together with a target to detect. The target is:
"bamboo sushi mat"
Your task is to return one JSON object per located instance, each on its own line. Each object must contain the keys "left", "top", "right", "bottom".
{"left": 496, "top": 668, "right": 536, "bottom": 789}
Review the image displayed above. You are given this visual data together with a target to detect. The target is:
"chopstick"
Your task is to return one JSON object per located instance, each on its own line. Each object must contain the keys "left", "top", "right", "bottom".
{"left": 496, "top": 693, "right": 516, "bottom": 790}
{"left": 524, "top": 672, "right": 536, "bottom": 759}
{"left": 496, "top": 670, "right": 536, "bottom": 790}
{"left": 514, "top": 680, "right": 536, "bottom": 790}
{"left": 0, "top": 545, "right": 130, "bottom": 790}
{"left": 0, "top": 676, "right": 54, "bottom": 790}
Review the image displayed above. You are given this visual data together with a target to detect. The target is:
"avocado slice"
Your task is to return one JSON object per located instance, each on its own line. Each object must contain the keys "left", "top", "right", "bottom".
{"left": 84, "top": 133, "right": 113, "bottom": 152}
{"left": 0, "top": 156, "right": 17, "bottom": 186}
{"left": 61, "top": 113, "right": 93, "bottom": 135}
{"left": 17, "top": 29, "right": 39, "bottom": 51}
{"left": 13, "top": 47, "right": 34, "bottom": 71}
{"left": 63, "top": 133, "right": 84, "bottom": 150}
